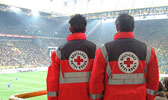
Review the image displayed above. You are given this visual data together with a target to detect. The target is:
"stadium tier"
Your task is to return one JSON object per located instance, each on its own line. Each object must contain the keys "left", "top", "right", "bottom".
{"left": 0, "top": 3, "right": 168, "bottom": 100}
{"left": 0, "top": 8, "right": 168, "bottom": 71}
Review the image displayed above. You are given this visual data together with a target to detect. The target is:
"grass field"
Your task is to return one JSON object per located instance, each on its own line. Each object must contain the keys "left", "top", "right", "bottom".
{"left": 0, "top": 71, "right": 47, "bottom": 100}
{"left": 0, "top": 70, "right": 165, "bottom": 100}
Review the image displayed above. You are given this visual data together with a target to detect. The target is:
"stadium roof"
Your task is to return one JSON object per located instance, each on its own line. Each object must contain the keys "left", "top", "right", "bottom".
{"left": 0, "top": 0, "right": 168, "bottom": 15}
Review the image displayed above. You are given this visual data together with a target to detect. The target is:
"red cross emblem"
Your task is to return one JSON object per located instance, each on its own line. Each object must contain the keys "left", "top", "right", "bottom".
{"left": 74, "top": 56, "right": 83, "bottom": 65}
{"left": 124, "top": 58, "right": 133, "bottom": 67}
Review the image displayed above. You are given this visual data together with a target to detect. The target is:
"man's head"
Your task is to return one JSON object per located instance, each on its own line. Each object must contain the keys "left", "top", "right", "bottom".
{"left": 115, "top": 13, "right": 134, "bottom": 32}
{"left": 161, "top": 77, "right": 168, "bottom": 91}
{"left": 69, "top": 14, "right": 87, "bottom": 33}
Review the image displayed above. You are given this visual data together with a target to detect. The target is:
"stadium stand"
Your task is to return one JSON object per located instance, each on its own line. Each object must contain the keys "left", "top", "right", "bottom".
{"left": 0, "top": 10, "right": 168, "bottom": 72}
{"left": 0, "top": 39, "right": 50, "bottom": 68}
{"left": 0, "top": 5, "right": 167, "bottom": 100}
{"left": 135, "top": 20, "right": 168, "bottom": 73}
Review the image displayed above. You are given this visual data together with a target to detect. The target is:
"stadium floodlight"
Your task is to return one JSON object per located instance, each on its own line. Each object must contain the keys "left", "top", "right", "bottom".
{"left": 10, "top": 6, "right": 21, "bottom": 13}
{"left": 31, "top": 10, "right": 39, "bottom": 17}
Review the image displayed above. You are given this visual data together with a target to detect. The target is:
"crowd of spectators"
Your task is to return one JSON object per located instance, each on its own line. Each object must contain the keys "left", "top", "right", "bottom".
{"left": 134, "top": 19, "right": 168, "bottom": 73}
{"left": 0, "top": 39, "right": 50, "bottom": 68}
{"left": 0, "top": 10, "right": 67, "bottom": 69}
{"left": 0, "top": 10, "right": 168, "bottom": 73}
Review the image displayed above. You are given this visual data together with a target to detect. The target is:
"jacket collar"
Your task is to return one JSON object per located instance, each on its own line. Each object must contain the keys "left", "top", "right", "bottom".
{"left": 66, "top": 32, "right": 86, "bottom": 41}
{"left": 113, "top": 32, "right": 134, "bottom": 40}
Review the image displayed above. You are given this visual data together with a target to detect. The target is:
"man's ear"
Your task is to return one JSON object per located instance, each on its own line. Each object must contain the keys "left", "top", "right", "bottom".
{"left": 116, "top": 25, "right": 119, "bottom": 32}
{"left": 83, "top": 28, "right": 86, "bottom": 33}
{"left": 163, "top": 84, "right": 166, "bottom": 88}
{"left": 69, "top": 27, "right": 72, "bottom": 33}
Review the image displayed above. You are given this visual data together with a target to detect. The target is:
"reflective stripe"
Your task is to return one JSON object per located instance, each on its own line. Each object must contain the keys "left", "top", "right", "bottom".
{"left": 146, "top": 45, "right": 151, "bottom": 65}
{"left": 89, "top": 93, "right": 103, "bottom": 99}
{"left": 60, "top": 77, "right": 90, "bottom": 83}
{"left": 145, "top": 46, "right": 158, "bottom": 96}
{"left": 108, "top": 78, "right": 146, "bottom": 85}
{"left": 112, "top": 73, "right": 144, "bottom": 79}
{"left": 107, "top": 62, "right": 145, "bottom": 85}
{"left": 144, "top": 45, "right": 151, "bottom": 73}
{"left": 56, "top": 49, "right": 61, "bottom": 59}
{"left": 47, "top": 91, "right": 58, "bottom": 97}
{"left": 146, "top": 88, "right": 157, "bottom": 95}
{"left": 106, "top": 62, "right": 111, "bottom": 77}
{"left": 64, "top": 72, "right": 91, "bottom": 78}
{"left": 100, "top": 45, "right": 108, "bottom": 62}
{"left": 106, "top": 55, "right": 145, "bottom": 85}
{"left": 59, "top": 69, "right": 90, "bottom": 84}
{"left": 103, "top": 44, "right": 147, "bottom": 85}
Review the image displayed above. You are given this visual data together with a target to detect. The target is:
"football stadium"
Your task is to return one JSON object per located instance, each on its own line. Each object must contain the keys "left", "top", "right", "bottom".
{"left": 0, "top": 0, "right": 168, "bottom": 100}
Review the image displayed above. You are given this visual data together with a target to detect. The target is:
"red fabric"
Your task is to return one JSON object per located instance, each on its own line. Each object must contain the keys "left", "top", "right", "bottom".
{"left": 89, "top": 97, "right": 102, "bottom": 100}
{"left": 47, "top": 51, "right": 60, "bottom": 100}
{"left": 146, "top": 47, "right": 159, "bottom": 100}
{"left": 47, "top": 51, "right": 93, "bottom": 100}
{"left": 89, "top": 45, "right": 159, "bottom": 100}
{"left": 57, "top": 58, "right": 93, "bottom": 100}
{"left": 47, "top": 33, "right": 95, "bottom": 100}
{"left": 103, "top": 60, "right": 147, "bottom": 100}
{"left": 58, "top": 83, "right": 90, "bottom": 100}
{"left": 48, "top": 97, "right": 57, "bottom": 100}
{"left": 113, "top": 32, "right": 134, "bottom": 40}
{"left": 60, "top": 59, "right": 94, "bottom": 73}
{"left": 89, "top": 48, "right": 106, "bottom": 100}
{"left": 66, "top": 32, "right": 86, "bottom": 41}
{"left": 47, "top": 52, "right": 94, "bottom": 100}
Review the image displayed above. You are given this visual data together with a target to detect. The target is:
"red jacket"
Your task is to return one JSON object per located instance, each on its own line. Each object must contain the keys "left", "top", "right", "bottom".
{"left": 89, "top": 32, "right": 159, "bottom": 100}
{"left": 47, "top": 33, "right": 96, "bottom": 100}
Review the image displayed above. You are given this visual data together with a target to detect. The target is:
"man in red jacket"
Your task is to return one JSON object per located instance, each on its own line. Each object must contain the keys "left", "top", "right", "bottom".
{"left": 47, "top": 14, "right": 96, "bottom": 100}
{"left": 89, "top": 13, "right": 159, "bottom": 100}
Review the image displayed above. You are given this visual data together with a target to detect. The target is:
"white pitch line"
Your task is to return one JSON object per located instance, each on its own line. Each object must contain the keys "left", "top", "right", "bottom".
{"left": 0, "top": 87, "right": 45, "bottom": 92}
{"left": 0, "top": 82, "right": 34, "bottom": 89}
{"left": 16, "top": 73, "right": 47, "bottom": 79}
{"left": 15, "top": 79, "right": 46, "bottom": 85}
{"left": 0, "top": 81, "right": 45, "bottom": 89}
{"left": 0, "top": 78, "right": 46, "bottom": 85}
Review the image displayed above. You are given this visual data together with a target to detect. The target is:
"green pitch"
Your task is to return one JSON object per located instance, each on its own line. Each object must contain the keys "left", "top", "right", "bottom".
{"left": 0, "top": 71, "right": 164, "bottom": 100}
{"left": 0, "top": 71, "right": 47, "bottom": 100}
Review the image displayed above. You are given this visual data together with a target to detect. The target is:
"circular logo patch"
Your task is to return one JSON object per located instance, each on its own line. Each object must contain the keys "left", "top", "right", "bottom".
{"left": 69, "top": 50, "right": 89, "bottom": 71}
{"left": 118, "top": 52, "right": 139, "bottom": 73}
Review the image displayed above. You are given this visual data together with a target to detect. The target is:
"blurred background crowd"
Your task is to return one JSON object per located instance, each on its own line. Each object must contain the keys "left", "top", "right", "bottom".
{"left": 0, "top": 10, "right": 168, "bottom": 73}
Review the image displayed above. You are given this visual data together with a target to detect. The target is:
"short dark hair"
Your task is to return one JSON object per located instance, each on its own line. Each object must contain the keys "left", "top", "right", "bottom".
{"left": 115, "top": 13, "right": 134, "bottom": 32}
{"left": 69, "top": 14, "right": 87, "bottom": 33}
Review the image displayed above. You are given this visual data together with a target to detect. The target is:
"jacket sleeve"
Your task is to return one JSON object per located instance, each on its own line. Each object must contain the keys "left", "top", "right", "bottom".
{"left": 47, "top": 50, "right": 60, "bottom": 100}
{"left": 146, "top": 47, "right": 159, "bottom": 100}
{"left": 89, "top": 47, "right": 107, "bottom": 100}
